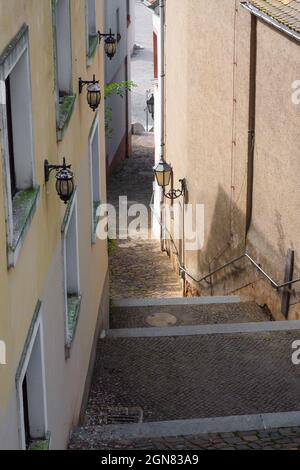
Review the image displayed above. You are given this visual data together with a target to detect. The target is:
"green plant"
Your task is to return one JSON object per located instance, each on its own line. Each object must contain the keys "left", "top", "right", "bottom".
{"left": 104, "top": 81, "right": 137, "bottom": 137}
{"left": 105, "top": 81, "right": 136, "bottom": 99}
{"left": 107, "top": 237, "right": 117, "bottom": 257}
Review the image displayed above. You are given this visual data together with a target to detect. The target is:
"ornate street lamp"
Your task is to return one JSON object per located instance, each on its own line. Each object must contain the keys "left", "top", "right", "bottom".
{"left": 44, "top": 158, "right": 74, "bottom": 204}
{"left": 147, "top": 94, "right": 155, "bottom": 119}
{"left": 79, "top": 75, "right": 101, "bottom": 111}
{"left": 98, "top": 29, "right": 120, "bottom": 60}
{"left": 153, "top": 158, "right": 186, "bottom": 200}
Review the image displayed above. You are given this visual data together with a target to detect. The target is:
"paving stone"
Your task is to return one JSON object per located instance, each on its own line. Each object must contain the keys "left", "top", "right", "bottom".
{"left": 243, "top": 435, "right": 259, "bottom": 442}
{"left": 257, "top": 431, "right": 271, "bottom": 438}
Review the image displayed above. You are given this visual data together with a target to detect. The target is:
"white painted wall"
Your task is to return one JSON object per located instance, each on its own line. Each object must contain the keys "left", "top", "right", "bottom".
{"left": 106, "top": 65, "right": 127, "bottom": 166}
{"left": 105, "top": 0, "right": 128, "bottom": 83}
{"left": 128, "top": 0, "right": 136, "bottom": 56}
{"left": 104, "top": 0, "right": 134, "bottom": 166}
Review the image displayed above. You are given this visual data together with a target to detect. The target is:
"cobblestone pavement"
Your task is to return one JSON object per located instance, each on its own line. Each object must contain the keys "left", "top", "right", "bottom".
{"left": 84, "top": 332, "right": 300, "bottom": 425}
{"left": 110, "top": 301, "right": 271, "bottom": 329}
{"left": 69, "top": 427, "right": 300, "bottom": 450}
{"left": 108, "top": 136, "right": 182, "bottom": 299}
{"left": 69, "top": 135, "right": 300, "bottom": 451}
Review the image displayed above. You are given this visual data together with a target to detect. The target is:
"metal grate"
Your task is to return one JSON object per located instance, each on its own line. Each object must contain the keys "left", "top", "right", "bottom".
{"left": 98, "top": 406, "right": 143, "bottom": 425}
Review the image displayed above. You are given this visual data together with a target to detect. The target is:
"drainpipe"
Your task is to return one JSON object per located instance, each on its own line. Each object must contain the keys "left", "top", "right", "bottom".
{"left": 159, "top": 0, "right": 166, "bottom": 251}
{"left": 246, "top": 15, "right": 257, "bottom": 235}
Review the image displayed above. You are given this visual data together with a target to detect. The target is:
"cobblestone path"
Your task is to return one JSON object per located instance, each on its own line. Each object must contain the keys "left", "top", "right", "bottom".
{"left": 108, "top": 135, "right": 182, "bottom": 299}
{"left": 69, "top": 135, "right": 300, "bottom": 451}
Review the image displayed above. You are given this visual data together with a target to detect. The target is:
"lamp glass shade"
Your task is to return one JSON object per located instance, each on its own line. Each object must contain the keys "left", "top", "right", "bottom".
{"left": 104, "top": 37, "right": 117, "bottom": 59}
{"left": 55, "top": 168, "right": 74, "bottom": 204}
{"left": 87, "top": 83, "right": 101, "bottom": 111}
{"left": 153, "top": 159, "right": 172, "bottom": 188}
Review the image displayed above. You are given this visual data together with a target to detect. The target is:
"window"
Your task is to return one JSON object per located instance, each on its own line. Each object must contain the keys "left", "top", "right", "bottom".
{"left": 62, "top": 194, "right": 81, "bottom": 353}
{"left": 89, "top": 118, "right": 101, "bottom": 242}
{"left": 5, "top": 76, "right": 17, "bottom": 197}
{"left": 86, "top": 0, "right": 98, "bottom": 62}
{"left": 55, "top": 0, "right": 72, "bottom": 96}
{"left": 54, "top": 0, "right": 75, "bottom": 139}
{"left": 126, "top": 0, "right": 131, "bottom": 26}
{"left": 16, "top": 307, "right": 48, "bottom": 450}
{"left": 0, "top": 25, "right": 38, "bottom": 268}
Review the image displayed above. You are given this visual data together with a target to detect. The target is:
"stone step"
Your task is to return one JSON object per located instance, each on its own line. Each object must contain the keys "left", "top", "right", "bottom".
{"left": 70, "top": 414, "right": 300, "bottom": 449}
{"left": 110, "top": 300, "right": 270, "bottom": 330}
{"left": 112, "top": 296, "right": 241, "bottom": 307}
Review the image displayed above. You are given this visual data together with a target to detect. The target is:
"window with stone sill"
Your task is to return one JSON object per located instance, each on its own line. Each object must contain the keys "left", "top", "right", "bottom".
{"left": 89, "top": 117, "right": 101, "bottom": 243}
{"left": 29, "top": 432, "right": 51, "bottom": 451}
{"left": 0, "top": 25, "right": 38, "bottom": 268}
{"left": 62, "top": 193, "right": 81, "bottom": 356}
{"left": 54, "top": 0, "right": 75, "bottom": 140}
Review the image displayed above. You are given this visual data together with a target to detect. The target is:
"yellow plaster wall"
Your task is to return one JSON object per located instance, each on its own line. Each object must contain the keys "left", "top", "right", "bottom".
{"left": 0, "top": 0, "right": 108, "bottom": 448}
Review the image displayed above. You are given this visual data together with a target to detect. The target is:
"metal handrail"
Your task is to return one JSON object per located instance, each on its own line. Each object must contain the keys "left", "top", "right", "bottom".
{"left": 180, "top": 253, "right": 300, "bottom": 291}
{"left": 149, "top": 192, "right": 300, "bottom": 291}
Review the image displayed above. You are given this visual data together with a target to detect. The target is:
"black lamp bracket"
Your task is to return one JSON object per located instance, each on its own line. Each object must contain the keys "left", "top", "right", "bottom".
{"left": 78, "top": 74, "right": 99, "bottom": 94}
{"left": 98, "top": 29, "right": 121, "bottom": 43}
{"left": 164, "top": 178, "right": 187, "bottom": 200}
{"left": 44, "top": 158, "right": 71, "bottom": 183}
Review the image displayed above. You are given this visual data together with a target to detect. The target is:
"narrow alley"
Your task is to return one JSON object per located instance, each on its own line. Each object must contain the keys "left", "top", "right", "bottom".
{"left": 3, "top": 0, "right": 300, "bottom": 455}
{"left": 108, "top": 136, "right": 182, "bottom": 300}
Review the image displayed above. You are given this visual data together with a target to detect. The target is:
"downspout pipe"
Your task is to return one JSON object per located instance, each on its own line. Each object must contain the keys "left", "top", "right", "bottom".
{"left": 246, "top": 14, "right": 257, "bottom": 235}
{"left": 160, "top": 0, "right": 165, "bottom": 160}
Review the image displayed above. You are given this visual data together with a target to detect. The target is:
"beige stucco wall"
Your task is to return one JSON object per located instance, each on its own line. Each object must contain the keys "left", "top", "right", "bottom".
{"left": 246, "top": 21, "right": 300, "bottom": 320}
{"left": 165, "top": 0, "right": 300, "bottom": 320}
{"left": 0, "top": 0, "right": 108, "bottom": 449}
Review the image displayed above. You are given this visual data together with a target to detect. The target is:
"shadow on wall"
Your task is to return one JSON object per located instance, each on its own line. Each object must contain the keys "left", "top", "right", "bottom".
{"left": 183, "top": 185, "right": 300, "bottom": 320}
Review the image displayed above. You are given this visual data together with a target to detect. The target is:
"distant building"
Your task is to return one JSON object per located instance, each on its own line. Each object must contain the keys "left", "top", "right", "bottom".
{"left": 104, "top": 0, "right": 135, "bottom": 172}
{"left": 0, "top": 0, "right": 109, "bottom": 449}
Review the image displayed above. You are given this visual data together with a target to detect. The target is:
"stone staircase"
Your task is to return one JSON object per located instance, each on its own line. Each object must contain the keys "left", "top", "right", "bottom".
{"left": 69, "top": 296, "right": 300, "bottom": 450}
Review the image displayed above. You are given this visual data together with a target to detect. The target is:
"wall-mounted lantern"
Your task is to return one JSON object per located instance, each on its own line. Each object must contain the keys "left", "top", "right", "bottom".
{"left": 79, "top": 75, "right": 101, "bottom": 112}
{"left": 98, "top": 29, "right": 120, "bottom": 60}
{"left": 153, "top": 158, "right": 186, "bottom": 200}
{"left": 44, "top": 158, "right": 74, "bottom": 204}
{"left": 147, "top": 94, "right": 155, "bottom": 119}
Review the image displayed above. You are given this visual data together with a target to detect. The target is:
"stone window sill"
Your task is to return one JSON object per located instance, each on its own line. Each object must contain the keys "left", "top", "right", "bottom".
{"left": 92, "top": 200, "right": 100, "bottom": 244}
{"left": 65, "top": 295, "right": 82, "bottom": 355}
{"left": 87, "top": 35, "right": 98, "bottom": 66}
{"left": 28, "top": 432, "right": 51, "bottom": 451}
{"left": 8, "top": 187, "right": 40, "bottom": 268}
{"left": 57, "top": 94, "right": 76, "bottom": 142}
